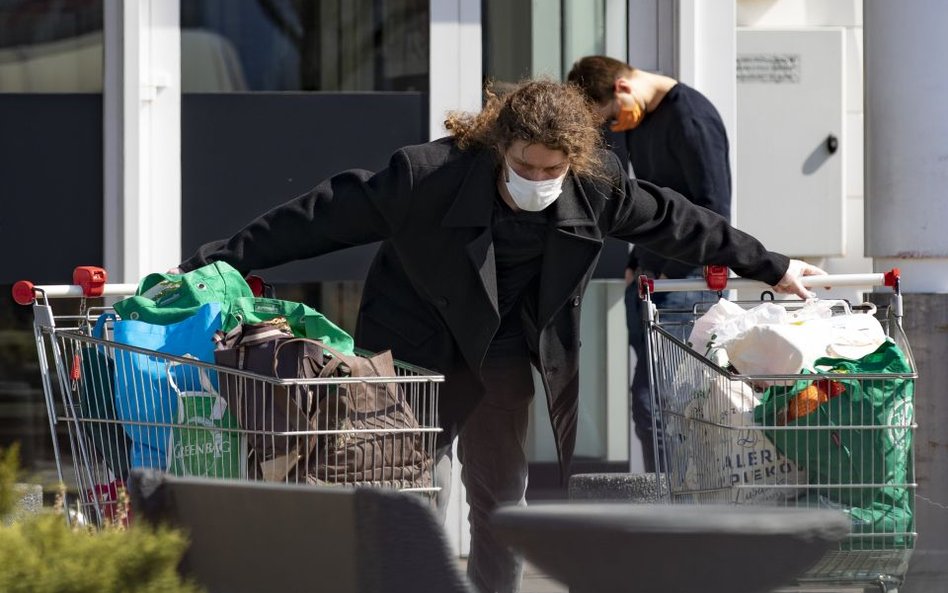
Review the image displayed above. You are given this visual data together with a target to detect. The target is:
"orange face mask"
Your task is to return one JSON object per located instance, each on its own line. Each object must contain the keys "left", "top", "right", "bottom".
{"left": 609, "top": 97, "right": 645, "bottom": 132}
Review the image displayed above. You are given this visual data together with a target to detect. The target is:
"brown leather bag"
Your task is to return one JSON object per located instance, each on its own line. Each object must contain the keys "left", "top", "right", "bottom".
{"left": 214, "top": 322, "right": 431, "bottom": 488}
{"left": 212, "top": 321, "right": 334, "bottom": 481}
{"left": 304, "top": 348, "right": 433, "bottom": 489}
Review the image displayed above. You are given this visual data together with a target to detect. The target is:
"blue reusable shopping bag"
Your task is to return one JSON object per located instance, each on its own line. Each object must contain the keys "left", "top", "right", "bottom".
{"left": 111, "top": 302, "right": 222, "bottom": 469}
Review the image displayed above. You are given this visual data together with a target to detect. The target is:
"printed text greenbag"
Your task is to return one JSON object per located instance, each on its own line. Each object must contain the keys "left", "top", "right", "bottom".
{"left": 167, "top": 364, "right": 245, "bottom": 479}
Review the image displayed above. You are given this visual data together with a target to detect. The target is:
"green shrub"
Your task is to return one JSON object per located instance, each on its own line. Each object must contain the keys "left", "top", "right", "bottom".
{"left": 0, "top": 445, "right": 203, "bottom": 593}
{"left": 0, "top": 445, "right": 18, "bottom": 518}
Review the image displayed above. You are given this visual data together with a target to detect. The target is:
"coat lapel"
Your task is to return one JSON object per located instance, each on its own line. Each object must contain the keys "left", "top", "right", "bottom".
{"left": 536, "top": 174, "right": 604, "bottom": 330}
{"left": 440, "top": 151, "right": 501, "bottom": 373}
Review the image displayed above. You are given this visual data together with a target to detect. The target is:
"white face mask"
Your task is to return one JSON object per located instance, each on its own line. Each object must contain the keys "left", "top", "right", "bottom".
{"left": 504, "top": 160, "right": 568, "bottom": 212}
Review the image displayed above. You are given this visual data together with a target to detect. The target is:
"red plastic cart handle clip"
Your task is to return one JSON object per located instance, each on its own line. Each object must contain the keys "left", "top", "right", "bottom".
{"left": 704, "top": 265, "right": 729, "bottom": 292}
{"left": 245, "top": 275, "right": 269, "bottom": 298}
{"left": 883, "top": 268, "right": 901, "bottom": 288}
{"left": 637, "top": 274, "right": 654, "bottom": 300}
{"left": 73, "top": 266, "right": 108, "bottom": 298}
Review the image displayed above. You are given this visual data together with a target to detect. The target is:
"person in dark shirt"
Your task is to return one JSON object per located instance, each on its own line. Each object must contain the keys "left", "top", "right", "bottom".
{"left": 568, "top": 55, "right": 735, "bottom": 472}
{"left": 175, "top": 79, "right": 824, "bottom": 593}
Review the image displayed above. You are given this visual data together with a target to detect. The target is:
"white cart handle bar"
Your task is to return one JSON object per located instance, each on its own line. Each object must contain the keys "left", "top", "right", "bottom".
{"left": 12, "top": 265, "right": 268, "bottom": 305}
{"left": 638, "top": 265, "right": 901, "bottom": 299}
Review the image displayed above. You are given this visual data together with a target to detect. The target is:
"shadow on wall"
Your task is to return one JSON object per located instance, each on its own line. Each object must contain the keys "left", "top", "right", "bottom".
{"left": 801, "top": 134, "right": 837, "bottom": 175}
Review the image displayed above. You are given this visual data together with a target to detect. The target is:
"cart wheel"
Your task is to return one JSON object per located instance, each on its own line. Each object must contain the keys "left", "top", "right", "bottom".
{"left": 873, "top": 575, "right": 900, "bottom": 593}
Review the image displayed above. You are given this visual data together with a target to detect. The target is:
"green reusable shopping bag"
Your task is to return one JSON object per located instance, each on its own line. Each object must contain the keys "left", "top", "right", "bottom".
{"left": 167, "top": 369, "right": 245, "bottom": 479}
{"left": 223, "top": 297, "right": 355, "bottom": 355}
{"left": 754, "top": 339, "right": 915, "bottom": 545}
{"left": 848, "top": 501, "right": 914, "bottom": 549}
{"left": 114, "top": 261, "right": 253, "bottom": 325}
{"left": 798, "top": 494, "right": 915, "bottom": 550}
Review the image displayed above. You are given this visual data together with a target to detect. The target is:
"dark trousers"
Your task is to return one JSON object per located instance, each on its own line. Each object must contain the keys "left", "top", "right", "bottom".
{"left": 435, "top": 350, "right": 534, "bottom": 593}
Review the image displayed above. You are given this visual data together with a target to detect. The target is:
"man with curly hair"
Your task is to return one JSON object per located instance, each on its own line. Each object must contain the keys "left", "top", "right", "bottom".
{"left": 178, "top": 79, "right": 823, "bottom": 593}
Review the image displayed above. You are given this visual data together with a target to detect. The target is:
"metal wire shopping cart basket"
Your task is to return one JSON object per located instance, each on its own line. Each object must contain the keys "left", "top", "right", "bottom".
{"left": 638, "top": 267, "right": 917, "bottom": 593}
{"left": 13, "top": 267, "right": 443, "bottom": 527}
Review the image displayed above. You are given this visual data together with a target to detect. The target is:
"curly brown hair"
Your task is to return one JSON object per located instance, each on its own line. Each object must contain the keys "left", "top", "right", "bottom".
{"left": 444, "top": 79, "right": 606, "bottom": 179}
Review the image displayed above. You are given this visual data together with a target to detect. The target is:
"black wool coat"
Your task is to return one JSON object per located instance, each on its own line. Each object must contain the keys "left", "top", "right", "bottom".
{"left": 181, "top": 137, "right": 789, "bottom": 475}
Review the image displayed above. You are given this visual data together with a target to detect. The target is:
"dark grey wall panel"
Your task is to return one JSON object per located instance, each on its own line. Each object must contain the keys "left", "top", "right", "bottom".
{"left": 181, "top": 93, "right": 427, "bottom": 282}
{"left": 0, "top": 94, "right": 103, "bottom": 284}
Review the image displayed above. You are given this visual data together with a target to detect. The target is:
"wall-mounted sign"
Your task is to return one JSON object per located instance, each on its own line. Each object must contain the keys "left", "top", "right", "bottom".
{"left": 737, "top": 54, "right": 801, "bottom": 83}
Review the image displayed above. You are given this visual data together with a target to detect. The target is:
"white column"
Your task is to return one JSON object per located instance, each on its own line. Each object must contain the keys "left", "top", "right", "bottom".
{"left": 104, "top": 0, "right": 181, "bottom": 282}
{"left": 676, "top": 0, "right": 737, "bottom": 223}
{"left": 604, "top": 281, "right": 631, "bottom": 462}
{"left": 429, "top": 0, "right": 482, "bottom": 140}
{"left": 430, "top": 0, "right": 482, "bottom": 558}
{"left": 605, "top": 0, "right": 628, "bottom": 59}
{"left": 864, "top": 0, "right": 948, "bottom": 292}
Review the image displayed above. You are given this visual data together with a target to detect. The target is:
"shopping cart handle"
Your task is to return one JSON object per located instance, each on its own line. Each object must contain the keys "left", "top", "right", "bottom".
{"left": 12, "top": 280, "right": 140, "bottom": 304}
{"left": 13, "top": 266, "right": 111, "bottom": 305}
{"left": 639, "top": 267, "right": 728, "bottom": 298}
{"left": 646, "top": 269, "right": 903, "bottom": 294}
{"left": 14, "top": 267, "right": 279, "bottom": 305}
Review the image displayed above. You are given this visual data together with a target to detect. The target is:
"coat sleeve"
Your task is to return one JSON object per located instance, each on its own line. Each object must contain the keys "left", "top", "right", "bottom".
{"left": 179, "top": 149, "right": 414, "bottom": 275}
{"left": 604, "top": 152, "right": 789, "bottom": 286}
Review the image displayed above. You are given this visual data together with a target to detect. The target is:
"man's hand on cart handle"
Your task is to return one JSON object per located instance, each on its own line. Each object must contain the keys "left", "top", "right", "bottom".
{"left": 167, "top": 267, "right": 183, "bottom": 274}
{"left": 773, "top": 259, "right": 828, "bottom": 299}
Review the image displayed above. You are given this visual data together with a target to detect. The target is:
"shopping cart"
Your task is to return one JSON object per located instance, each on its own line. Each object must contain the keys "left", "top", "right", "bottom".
{"left": 638, "top": 267, "right": 917, "bottom": 593}
{"left": 13, "top": 267, "right": 443, "bottom": 526}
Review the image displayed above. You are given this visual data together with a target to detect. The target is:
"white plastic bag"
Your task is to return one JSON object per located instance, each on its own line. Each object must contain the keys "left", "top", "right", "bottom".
{"left": 724, "top": 323, "right": 826, "bottom": 376}
{"left": 691, "top": 298, "right": 841, "bottom": 358}
{"left": 688, "top": 300, "right": 787, "bottom": 364}
{"left": 688, "top": 296, "right": 887, "bottom": 376}
{"left": 822, "top": 311, "right": 887, "bottom": 360}
{"left": 687, "top": 298, "right": 746, "bottom": 355}
{"left": 681, "top": 377, "right": 807, "bottom": 503}
{"left": 723, "top": 307, "right": 887, "bottom": 376}
{"left": 785, "top": 298, "right": 839, "bottom": 323}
